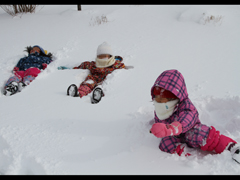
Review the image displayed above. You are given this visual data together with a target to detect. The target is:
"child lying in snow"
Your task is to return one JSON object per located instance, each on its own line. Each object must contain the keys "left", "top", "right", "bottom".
{"left": 150, "top": 69, "right": 240, "bottom": 163}
{"left": 63, "top": 42, "right": 130, "bottom": 100}
{"left": 4, "top": 45, "right": 53, "bottom": 96}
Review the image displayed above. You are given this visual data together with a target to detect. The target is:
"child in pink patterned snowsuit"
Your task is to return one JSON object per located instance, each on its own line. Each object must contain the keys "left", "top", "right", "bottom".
{"left": 150, "top": 69, "right": 239, "bottom": 159}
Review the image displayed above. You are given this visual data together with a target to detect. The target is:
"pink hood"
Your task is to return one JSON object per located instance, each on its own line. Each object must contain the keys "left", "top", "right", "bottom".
{"left": 151, "top": 69, "right": 201, "bottom": 133}
{"left": 151, "top": 69, "right": 188, "bottom": 102}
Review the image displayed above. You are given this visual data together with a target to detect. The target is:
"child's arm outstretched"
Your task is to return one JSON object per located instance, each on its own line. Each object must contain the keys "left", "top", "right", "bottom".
{"left": 73, "top": 61, "right": 92, "bottom": 69}
{"left": 58, "top": 61, "right": 92, "bottom": 70}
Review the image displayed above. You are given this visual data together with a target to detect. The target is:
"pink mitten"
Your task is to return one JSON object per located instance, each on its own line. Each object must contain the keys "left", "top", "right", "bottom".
{"left": 151, "top": 121, "right": 182, "bottom": 138}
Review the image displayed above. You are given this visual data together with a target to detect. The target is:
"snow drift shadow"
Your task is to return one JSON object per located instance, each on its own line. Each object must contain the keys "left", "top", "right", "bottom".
{"left": 0, "top": 135, "right": 46, "bottom": 175}
{"left": 194, "top": 96, "right": 240, "bottom": 140}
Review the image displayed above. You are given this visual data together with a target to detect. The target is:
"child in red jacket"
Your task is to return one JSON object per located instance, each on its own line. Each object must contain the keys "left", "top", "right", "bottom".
{"left": 66, "top": 42, "right": 126, "bottom": 101}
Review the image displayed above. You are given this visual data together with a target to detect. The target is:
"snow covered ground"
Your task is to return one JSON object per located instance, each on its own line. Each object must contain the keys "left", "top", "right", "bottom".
{"left": 0, "top": 5, "right": 240, "bottom": 175}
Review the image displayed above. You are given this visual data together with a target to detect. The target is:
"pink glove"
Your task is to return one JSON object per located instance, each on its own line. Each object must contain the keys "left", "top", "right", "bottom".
{"left": 42, "top": 63, "right": 47, "bottom": 70}
{"left": 150, "top": 121, "right": 182, "bottom": 138}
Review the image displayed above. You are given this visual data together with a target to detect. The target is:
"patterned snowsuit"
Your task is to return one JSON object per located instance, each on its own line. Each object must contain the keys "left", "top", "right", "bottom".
{"left": 73, "top": 56, "right": 125, "bottom": 97}
{"left": 151, "top": 69, "right": 236, "bottom": 155}
{"left": 5, "top": 53, "right": 52, "bottom": 88}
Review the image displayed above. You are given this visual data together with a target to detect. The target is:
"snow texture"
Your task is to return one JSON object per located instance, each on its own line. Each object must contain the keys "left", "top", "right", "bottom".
{"left": 0, "top": 5, "right": 240, "bottom": 175}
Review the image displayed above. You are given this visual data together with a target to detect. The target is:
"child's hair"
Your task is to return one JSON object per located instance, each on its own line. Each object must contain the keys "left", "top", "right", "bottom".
{"left": 24, "top": 46, "right": 53, "bottom": 58}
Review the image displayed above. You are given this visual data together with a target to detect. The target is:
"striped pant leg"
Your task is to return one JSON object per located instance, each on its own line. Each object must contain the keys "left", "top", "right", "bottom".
{"left": 159, "top": 136, "right": 182, "bottom": 154}
{"left": 4, "top": 75, "right": 22, "bottom": 89}
{"left": 184, "top": 123, "right": 210, "bottom": 148}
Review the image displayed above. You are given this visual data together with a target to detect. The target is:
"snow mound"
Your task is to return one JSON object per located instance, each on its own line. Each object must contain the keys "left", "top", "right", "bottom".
{"left": 178, "top": 6, "right": 224, "bottom": 26}
{"left": 194, "top": 96, "right": 240, "bottom": 141}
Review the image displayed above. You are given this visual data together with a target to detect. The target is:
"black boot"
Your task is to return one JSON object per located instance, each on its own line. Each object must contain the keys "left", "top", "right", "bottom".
{"left": 67, "top": 84, "right": 79, "bottom": 97}
{"left": 4, "top": 82, "right": 19, "bottom": 96}
{"left": 229, "top": 144, "right": 240, "bottom": 164}
{"left": 91, "top": 87, "right": 104, "bottom": 104}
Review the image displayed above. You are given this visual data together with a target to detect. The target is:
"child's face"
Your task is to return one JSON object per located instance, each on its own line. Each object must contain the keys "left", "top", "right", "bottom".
{"left": 97, "top": 54, "right": 111, "bottom": 59}
{"left": 155, "top": 95, "right": 176, "bottom": 103}
{"left": 30, "top": 47, "right": 41, "bottom": 54}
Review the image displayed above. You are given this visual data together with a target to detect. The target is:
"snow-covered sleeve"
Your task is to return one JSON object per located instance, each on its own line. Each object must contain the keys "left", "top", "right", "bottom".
{"left": 73, "top": 61, "right": 92, "bottom": 69}
{"left": 177, "top": 99, "right": 200, "bottom": 133}
{"left": 15, "top": 57, "right": 27, "bottom": 70}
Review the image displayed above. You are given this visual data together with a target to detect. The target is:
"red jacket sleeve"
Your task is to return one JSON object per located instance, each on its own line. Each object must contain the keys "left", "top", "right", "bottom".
{"left": 112, "top": 61, "right": 125, "bottom": 70}
{"left": 73, "top": 61, "right": 93, "bottom": 69}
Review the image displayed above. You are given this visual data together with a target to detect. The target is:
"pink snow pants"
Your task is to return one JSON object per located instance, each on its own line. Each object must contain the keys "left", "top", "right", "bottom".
{"left": 5, "top": 68, "right": 41, "bottom": 88}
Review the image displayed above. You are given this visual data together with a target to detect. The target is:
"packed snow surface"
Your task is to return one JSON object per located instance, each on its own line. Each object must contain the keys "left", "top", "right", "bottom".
{"left": 0, "top": 5, "right": 240, "bottom": 175}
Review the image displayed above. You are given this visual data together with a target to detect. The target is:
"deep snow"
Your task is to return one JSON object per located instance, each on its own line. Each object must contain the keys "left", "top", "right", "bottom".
{"left": 0, "top": 5, "right": 240, "bottom": 175}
